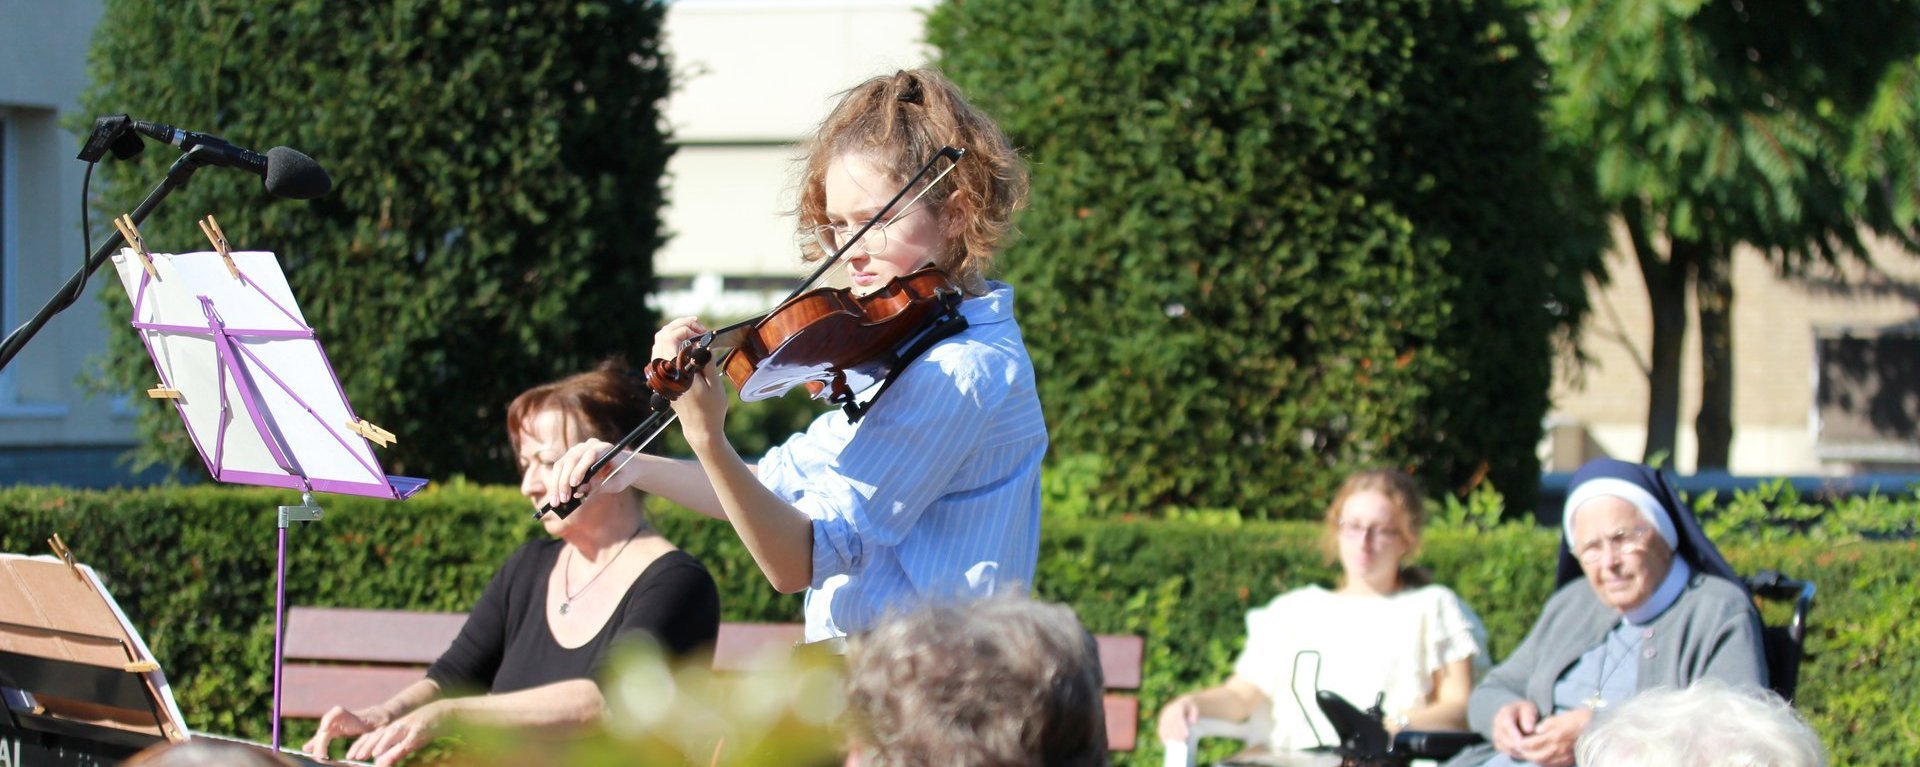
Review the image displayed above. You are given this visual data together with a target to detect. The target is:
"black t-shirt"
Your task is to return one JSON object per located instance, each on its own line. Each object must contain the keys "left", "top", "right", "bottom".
{"left": 426, "top": 539, "right": 721, "bottom": 694}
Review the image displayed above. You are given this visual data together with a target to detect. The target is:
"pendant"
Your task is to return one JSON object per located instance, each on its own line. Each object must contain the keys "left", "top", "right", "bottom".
{"left": 559, "top": 601, "right": 570, "bottom": 615}
{"left": 1583, "top": 694, "right": 1606, "bottom": 710}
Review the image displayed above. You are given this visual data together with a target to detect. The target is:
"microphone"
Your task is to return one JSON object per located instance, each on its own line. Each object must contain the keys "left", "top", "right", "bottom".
{"left": 132, "top": 121, "right": 333, "bottom": 200}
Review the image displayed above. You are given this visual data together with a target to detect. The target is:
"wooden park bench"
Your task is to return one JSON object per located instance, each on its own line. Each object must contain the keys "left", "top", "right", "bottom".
{"left": 281, "top": 607, "right": 1146, "bottom": 753}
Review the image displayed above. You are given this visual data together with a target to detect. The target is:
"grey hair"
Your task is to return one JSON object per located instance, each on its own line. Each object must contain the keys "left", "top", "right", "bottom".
{"left": 1574, "top": 680, "right": 1825, "bottom": 767}
{"left": 845, "top": 596, "right": 1109, "bottom": 767}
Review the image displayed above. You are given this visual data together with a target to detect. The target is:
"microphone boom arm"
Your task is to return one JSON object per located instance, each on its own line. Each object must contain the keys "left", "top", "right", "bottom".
{"left": 0, "top": 151, "right": 210, "bottom": 373}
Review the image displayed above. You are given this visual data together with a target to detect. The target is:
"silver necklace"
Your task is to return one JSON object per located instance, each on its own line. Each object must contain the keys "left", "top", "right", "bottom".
{"left": 559, "top": 527, "right": 642, "bottom": 616}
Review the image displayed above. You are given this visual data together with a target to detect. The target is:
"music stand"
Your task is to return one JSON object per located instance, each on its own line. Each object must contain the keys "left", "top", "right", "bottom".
{"left": 107, "top": 246, "right": 427, "bottom": 751}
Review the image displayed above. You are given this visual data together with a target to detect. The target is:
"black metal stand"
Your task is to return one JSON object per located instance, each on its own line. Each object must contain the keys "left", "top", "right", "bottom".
{"left": 0, "top": 151, "right": 209, "bottom": 372}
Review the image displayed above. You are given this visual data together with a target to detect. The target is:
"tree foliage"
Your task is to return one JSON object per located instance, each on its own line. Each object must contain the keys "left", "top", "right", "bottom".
{"left": 81, "top": 0, "right": 671, "bottom": 482}
{"left": 1535, "top": 0, "right": 1920, "bottom": 466}
{"left": 926, "top": 0, "right": 1601, "bottom": 518}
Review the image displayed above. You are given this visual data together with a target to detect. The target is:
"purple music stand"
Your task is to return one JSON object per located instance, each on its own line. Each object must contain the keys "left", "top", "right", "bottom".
{"left": 109, "top": 246, "right": 426, "bottom": 751}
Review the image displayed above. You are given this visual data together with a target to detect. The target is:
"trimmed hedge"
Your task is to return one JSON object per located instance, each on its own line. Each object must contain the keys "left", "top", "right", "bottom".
{"left": 1, "top": 485, "right": 1913, "bottom": 764}
{"left": 925, "top": 0, "right": 1601, "bottom": 519}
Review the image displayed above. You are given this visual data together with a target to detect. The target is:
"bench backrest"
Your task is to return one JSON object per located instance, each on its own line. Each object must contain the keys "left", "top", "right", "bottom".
{"left": 281, "top": 607, "right": 1144, "bottom": 751}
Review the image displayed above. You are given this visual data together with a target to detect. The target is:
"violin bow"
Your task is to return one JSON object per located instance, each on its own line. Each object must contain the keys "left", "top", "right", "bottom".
{"left": 535, "top": 146, "right": 967, "bottom": 520}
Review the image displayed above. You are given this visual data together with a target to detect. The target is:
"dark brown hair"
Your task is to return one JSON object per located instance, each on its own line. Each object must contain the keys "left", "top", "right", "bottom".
{"left": 794, "top": 68, "right": 1029, "bottom": 295}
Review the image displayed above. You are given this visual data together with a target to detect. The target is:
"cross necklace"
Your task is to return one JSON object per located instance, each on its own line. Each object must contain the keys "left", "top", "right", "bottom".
{"left": 1582, "top": 628, "right": 1645, "bottom": 709}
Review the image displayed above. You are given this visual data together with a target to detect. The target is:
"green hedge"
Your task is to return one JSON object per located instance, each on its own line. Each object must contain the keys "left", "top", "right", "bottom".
{"left": 926, "top": 0, "right": 1601, "bottom": 519}
{"left": 1, "top": 485, "right": 1913, "bottom": 764}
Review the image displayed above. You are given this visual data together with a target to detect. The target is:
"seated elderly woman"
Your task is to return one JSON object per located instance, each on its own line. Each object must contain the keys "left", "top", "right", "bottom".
{"left": 1445, "top": 458, "right": 1767, "bottom": 767}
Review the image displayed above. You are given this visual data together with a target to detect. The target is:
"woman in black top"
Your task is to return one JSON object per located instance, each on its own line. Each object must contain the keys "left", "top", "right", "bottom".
{"left": 301, "top": 361, "right": 721, "bottom": 766}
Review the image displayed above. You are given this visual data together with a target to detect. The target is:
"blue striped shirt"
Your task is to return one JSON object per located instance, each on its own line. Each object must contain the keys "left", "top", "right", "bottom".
{"left": 755, "top": 281, "right": 1047, "bottom": 641}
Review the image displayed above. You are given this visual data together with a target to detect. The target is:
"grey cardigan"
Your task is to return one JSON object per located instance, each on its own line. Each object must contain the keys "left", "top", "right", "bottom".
{"left": 1447, "top": 572, "right": 1766, "bottom": 766}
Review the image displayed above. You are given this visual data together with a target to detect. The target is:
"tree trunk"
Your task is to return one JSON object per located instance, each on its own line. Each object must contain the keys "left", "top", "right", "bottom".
{"left": 1625, "top": 203, "right": 1692, "bottom": 467}
{"left": 1694, "top": 248, "right": 1735, "bottom": 469}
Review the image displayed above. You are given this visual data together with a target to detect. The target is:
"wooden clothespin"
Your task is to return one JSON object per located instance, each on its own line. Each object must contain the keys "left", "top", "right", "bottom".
{"left": 198, "top": 215, "right": 238, "bottom": 280}
{"left": 147, "top": 384, "right": 183, "bottom": 400}
{"left": 47, "top": 533, "right": 82, "bottom": 579}
{"left": 123, "top": 659, "right": 161, "bottom": 673}
{"left": 113, "top": 214, "right": 157, "bottom": 279}
{"left": 347, "top": 419, "right": 397, "bottom": 448}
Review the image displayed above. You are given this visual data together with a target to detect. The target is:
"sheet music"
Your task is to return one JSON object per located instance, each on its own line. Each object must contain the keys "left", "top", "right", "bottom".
{"left": 108, "top": 249, "right": 424, "bottom": 499}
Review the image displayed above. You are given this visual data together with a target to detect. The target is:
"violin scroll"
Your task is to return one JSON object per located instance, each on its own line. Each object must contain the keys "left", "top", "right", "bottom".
{"left": 642, "top": 342, "right": 713, "bottom": 410}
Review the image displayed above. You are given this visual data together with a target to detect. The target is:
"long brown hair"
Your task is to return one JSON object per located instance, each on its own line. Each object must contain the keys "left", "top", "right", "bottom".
{"left": 1320, "top": 469, "right": 1431, "bottom": 589}
{"left": 794, "top": 68, "right": 1029, "bottom": 295}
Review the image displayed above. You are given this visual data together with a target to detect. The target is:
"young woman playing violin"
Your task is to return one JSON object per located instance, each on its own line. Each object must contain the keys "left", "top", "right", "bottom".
{"left": 550, "top": 68, "right": 1045, "bottom": 642}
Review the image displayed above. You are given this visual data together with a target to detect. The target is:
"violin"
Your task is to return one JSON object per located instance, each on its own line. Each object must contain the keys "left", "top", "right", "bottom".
{"left": 538, "top": 147, "right": 968, "bottom": 519}
{"left": 650, "top": 265, "right": 965, "bottom": 405}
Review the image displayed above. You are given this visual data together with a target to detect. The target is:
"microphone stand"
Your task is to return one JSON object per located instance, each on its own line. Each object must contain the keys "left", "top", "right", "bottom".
{"left": 0, "top": 147, "right": 216, "bottom": 373}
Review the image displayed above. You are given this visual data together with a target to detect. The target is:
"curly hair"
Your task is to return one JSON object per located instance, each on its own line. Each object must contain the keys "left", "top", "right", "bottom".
{"left": 845, "top": 597, "right": 1108, "bottom": 767}
{"left": 793, "top": 68, "right": 1029, "bottom": 295}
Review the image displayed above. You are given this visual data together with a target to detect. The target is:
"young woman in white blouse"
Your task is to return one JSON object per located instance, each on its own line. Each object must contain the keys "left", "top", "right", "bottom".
{"left": 1158, "top": 469, "right": 1489, "bottom": 759}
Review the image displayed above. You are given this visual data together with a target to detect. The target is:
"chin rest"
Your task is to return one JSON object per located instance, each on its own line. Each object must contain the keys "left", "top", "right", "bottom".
{"left": 1314, "top": 691, "right": 1484, "bottom": 766}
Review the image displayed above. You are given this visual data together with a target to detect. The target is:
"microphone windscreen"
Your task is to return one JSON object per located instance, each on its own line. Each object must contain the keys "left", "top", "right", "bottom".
{"left": 263, "top": 146, "right": 333, "bottom": 200}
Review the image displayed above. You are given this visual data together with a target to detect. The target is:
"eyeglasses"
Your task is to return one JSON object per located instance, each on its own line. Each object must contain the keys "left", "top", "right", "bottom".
{"left": 810, "top": 167, "right": 949, "bottom": 257}
{"left": 1574, "top": 526, "right": 1653, "bottom": 564}
{"left": 813, "top": 204, "right": 927, "bottom": 257}
{"left": 1337, "top": 521, "right": 1404, "bottom": 541}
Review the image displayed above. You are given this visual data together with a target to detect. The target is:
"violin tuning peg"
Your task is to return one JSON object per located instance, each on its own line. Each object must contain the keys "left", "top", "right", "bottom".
{"left": 688, "top": 347, "right": 712, "bottom": 367}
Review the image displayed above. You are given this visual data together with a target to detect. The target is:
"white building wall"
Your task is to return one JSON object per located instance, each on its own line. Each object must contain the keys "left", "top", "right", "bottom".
{"left": 654, "top": 0, "right": 936, "bottom": 320}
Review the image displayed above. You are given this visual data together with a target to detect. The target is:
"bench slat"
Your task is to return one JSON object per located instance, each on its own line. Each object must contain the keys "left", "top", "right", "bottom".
{"left": 1094, "top": 634, "right": 1143, "bottom": 689}
{"left": 281, "top": 664, "right": 425, "bottom": 720}
{"left": 284, "top": 608, "right": 466, "bottom": 665}
{"left": 280, "top": 611, "right": 1145, "bottom": 753}
{"left": 1103, "top": 694, "right": 1140, "bottom": 751}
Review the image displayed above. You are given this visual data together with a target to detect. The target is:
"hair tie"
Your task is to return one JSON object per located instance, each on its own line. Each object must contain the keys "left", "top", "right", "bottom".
{"left": 897, "top": 75, "right": 923, "bottom": 105}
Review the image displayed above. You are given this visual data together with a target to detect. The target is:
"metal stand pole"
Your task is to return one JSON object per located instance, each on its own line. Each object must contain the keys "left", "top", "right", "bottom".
{"left": 272, "top": 493, "right": 323, "bottom": 752}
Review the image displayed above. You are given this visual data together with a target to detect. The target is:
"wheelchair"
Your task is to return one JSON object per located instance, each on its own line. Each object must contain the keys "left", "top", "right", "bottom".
{"left": 1162, "top": 569, "right": 1814, "bottom": 767}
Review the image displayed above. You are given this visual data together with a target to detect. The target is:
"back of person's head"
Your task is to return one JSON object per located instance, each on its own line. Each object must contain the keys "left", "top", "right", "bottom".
{"left": 1319, "top": 468, "right": 1430, "bottom": 584}
{"left": 1574, "top": 680, "right": 1825, "bottom": 767}
{"left": 846, "top": 596, "right": 1108, "bottom": 767}
{"left": 796, "top": 67, "right": 1030, "bottom": 294}
{"left": 506, "top": 357, "right": 650, "bottom": 446}
{"left": 124, "top": 740, "right": 297, "bottom": 767}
